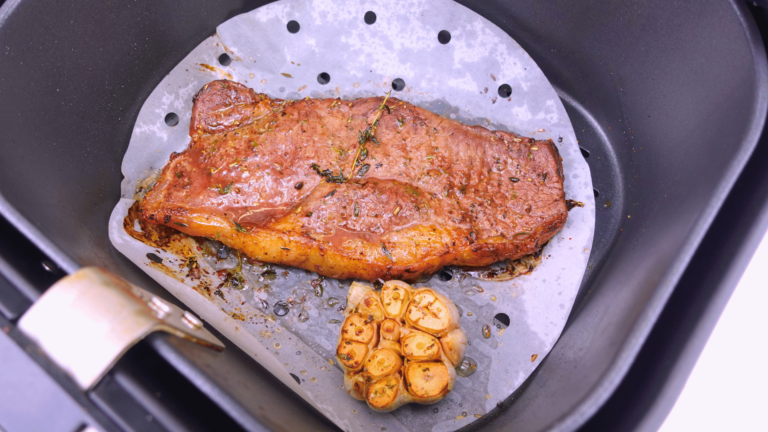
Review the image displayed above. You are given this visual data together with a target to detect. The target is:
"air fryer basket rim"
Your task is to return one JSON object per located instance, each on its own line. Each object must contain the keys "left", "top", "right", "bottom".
{"left": 0, "top": 0, "right": 766, "bottom": 431}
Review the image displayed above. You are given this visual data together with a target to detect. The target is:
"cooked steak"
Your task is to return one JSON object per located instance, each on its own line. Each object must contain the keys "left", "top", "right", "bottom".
{"left": 140, "top": 80, "right": 567, "bottom": 281}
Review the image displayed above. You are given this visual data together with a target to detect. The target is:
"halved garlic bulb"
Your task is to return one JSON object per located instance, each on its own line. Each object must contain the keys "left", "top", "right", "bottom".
{"left": 335, "top": 280, "right": 467, "bottom": 412}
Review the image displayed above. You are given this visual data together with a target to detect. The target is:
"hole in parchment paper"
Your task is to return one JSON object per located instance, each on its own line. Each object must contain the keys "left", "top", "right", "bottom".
{"left": 438, "top": 268, "right": 453, "bottom": 281}
{"left": 287, "top": 20, "right": 300, "bottom": 33}
{"left": 317, "top": 72, "right": 331, "bottom": 85}
{"left": 498, "top": 84, "right": 512, "bottom": 98}
{"left": 493, "top": 313, "right": 510, "bottom": 328}
{"left": 392, "top": 78, "right": 406, "bottom": 91}
{"left": 593, "top": 188, "right": 600, "bottom": 198}
{"left": 164, "top": 113, "right": 179, "bottom": 127}
{"left": 218, "top": 53, "right": 231, "bottom": 67}
{"left": 290, "top": 373, "right": 301, "bottom": 385}
{"left": 364, "top": 11, "right": 377, "bottom": 24}
{"left": 438, "top": 30, "right": 451, "bottom": 44}
{"left": 580, "top": 147, "right": 590, "bottom": 159}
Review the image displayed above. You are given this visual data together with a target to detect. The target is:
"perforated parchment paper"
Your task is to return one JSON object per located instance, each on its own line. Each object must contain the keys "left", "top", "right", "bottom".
{"left": 108, "top": 0, "right": 595, "bottom": 430}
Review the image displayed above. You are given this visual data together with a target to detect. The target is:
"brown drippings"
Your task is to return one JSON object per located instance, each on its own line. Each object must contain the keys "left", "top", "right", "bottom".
{"left": 199, "top": 63, "right": 233, "bottom": 80}
{"left": 457, "top": 249, "right": 544, "bottom": 282}
{"left": 124, "top": 200, "right": 221, "bottom": 301}
{"left": 148, "top": 261, "right": 184, "bottom": 282}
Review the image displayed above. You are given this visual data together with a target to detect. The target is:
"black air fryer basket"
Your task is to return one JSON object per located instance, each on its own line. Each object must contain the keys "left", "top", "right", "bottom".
{"left": 1, "top": 1, "right": 767, "bottom": 431}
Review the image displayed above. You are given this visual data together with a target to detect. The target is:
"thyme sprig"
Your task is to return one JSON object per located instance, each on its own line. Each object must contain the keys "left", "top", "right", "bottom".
{"left": 350, "top": 91, "right": 392, "bottom": 179}
{"left": 309, "top": 92, "right": 391, "bottom": 186}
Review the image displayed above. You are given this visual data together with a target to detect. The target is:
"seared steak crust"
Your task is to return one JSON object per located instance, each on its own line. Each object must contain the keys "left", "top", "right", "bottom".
{"left": 140, "top": 80, "right": 567, "bottom": 281}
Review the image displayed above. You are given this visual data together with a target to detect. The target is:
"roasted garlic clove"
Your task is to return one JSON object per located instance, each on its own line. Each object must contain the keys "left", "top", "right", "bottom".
{"left": 336, "top": 340, "right": 369, "bottom": 371}
{"left": 404, "top": 361, "right": 454, "bottom": 404}
{"left": 380, "top": 280, "right": 412, "bottom": 318}
{"left": 348, "top": 282, "right": 386, "bottom": 322}
{"left": 337, "top": 311, "right": 379, "bottom": 374}
{"left": 401, "top": 330, "right": 442, "bottom": 362}
{"left": 380, "top": 318, "right": 401, "bottom": 341}
{"left": 439, "top": 328, "right": 468, "bottom": 367}
{"left": 346, "top": 281, "right": 373, "bottom": 310}
{"left": 357, "top": 292, "right": 386, "bottom": 323}
{"left": 340, "top": 314, "right": 376, "bottom": 344}
{"left": 363, "top": 348, "right": 402, "bottom": 380}
{"left": 365, "top": 372, "right": 409, "bottom": 412}
{"left": 377, "top": 339, "right": 402, "bottom": 356}
{"left": 404, "top": 288, "right": 460, "bottom": 337}
{"left": 344, "top": 371, "right": 366, "bottom": 401}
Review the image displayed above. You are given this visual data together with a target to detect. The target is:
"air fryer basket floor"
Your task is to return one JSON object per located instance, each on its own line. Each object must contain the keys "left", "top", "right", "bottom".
{"left": 0, "top": 1, "right": 765, "bottom": 431}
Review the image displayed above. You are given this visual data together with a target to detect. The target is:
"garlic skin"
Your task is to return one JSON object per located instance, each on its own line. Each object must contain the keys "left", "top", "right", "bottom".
{"left": 440, "top": 328, "right": 468, "bottom": 367}
{"left": 336, "top": 280, "right": 467, "bottom": 412}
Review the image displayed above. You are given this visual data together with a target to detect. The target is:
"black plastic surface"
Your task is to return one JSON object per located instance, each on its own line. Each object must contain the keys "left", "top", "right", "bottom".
{"left": 581, "top": 91, "right": 768, "bottom": 432}
{"left": 0, "top": 272, "right": 30, "bottom": 320}
{"left": 0, "top": 1, "right": 766, "bottom": 431}
{"left": 92, "top": 338, "right": 249, "bottom": 432}
{"left": 579, "top": 5, "right": 768, "bottom": 429}
{"left": 0, "top": 212, "right": 61, "bottom": 302}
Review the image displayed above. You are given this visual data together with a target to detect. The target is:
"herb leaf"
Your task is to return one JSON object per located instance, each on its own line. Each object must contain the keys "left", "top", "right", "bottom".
{"left": 381, "top": 243, "right": 394, "bottom": 261}
{"left": 358, "top": 128, "right": 372, "bottom": 144}
{"left": 234, "top": 222, "right": 248, "bottom": 233}
{"left": 310, "top": 163, "right": 346, "bottom": 183}
{"left": 404, "top": 185, "right": 420, "bottom": 196}
{"left": 212, "top": 182, "right": 234, "bottom": 194}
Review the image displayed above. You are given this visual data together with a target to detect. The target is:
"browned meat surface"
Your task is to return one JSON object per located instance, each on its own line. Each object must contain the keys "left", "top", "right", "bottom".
{"left": 140, "top": 80, "right": 567, "bottom": 281}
